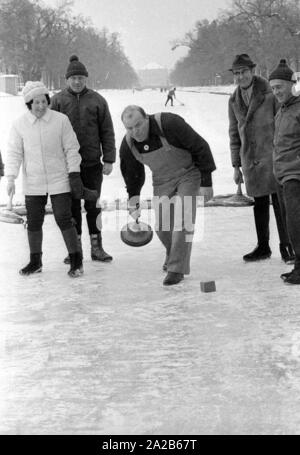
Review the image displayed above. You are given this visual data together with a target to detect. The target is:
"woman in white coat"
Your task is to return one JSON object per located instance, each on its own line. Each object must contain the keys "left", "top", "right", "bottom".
{"left": 6, "top": 81, "right": 84, "bottom": 277}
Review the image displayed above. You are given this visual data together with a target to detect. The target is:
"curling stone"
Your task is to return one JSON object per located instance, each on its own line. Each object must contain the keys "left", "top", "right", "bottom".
{"left": 120, "top": 219, "right": 153, "bottom": 247}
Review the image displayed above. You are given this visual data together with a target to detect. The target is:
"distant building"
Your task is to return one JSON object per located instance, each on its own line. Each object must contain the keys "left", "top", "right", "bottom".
{"left": 0, "top": 74, "right": 18, "bottom": 95}
{"left": 137, "top": 62, "right": 169, "bottom": 89}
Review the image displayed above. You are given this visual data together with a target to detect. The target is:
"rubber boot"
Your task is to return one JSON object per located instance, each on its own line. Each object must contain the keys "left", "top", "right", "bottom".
{"left": 62, "top": 228, "right": 83, "bottom": 272}
{"left": 90, "top": 232, "right": 113, "bottom": 261}
{"left": 63, "top": 235, "right": 83, "bottom": 265}
{"left": 20, "top": 230, "right": 43, "bottom": 275}
{"left": 19, "top": 253, "right": 43, "bottom": 275}
{"left": 244, "top": 200, "right": 271, "bottom": 261}
{"left": 68, "top": 252, "right": 83, "bottom": 278}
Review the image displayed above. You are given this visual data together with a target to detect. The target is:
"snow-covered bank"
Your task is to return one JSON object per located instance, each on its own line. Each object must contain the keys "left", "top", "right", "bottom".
{"left": 179, "top": 85, "right": 236, "bottom": 95}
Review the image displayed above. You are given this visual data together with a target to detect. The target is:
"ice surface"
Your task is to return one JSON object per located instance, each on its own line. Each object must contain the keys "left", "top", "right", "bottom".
{"left": 1, "top": 88, "right": 300, "bottom": 435}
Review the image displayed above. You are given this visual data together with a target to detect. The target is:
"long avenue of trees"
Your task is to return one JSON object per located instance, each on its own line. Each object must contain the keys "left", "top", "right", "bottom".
{"left": 170, "top": 0, "right": 300, "bottom": 86}
{"left": 0, "top": 0, "right": 138, "bottom": 89}
{"left": 2, "top": 0, "right": 300, "bottom": 89}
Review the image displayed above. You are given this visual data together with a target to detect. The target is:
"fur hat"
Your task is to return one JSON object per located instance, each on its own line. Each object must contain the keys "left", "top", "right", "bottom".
{"left": 65, "top": 55, "right": 88, "bottom": 79}
{"left": 268, "top": 59, "right": 296, "bottom": 82}
{"left": 22, "top": 81, "right": 49, "bottom": 103}
{"left": 229, "top": 54, "right": 256, "bottom": 71}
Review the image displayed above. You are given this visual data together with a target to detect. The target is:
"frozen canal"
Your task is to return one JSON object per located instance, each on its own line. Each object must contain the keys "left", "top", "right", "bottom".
{"left": 1, "top": 89, "right": 300, "bottom": 434}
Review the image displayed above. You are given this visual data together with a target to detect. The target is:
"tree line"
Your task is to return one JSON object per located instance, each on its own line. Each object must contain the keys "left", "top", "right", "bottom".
{"left": 0, "top": 0, "right": 138, "bottom": 89}
{"left": 170, "top": 0, "right": 300, "bottom": 86}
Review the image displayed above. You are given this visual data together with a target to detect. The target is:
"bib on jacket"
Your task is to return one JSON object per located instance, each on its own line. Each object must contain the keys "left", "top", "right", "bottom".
{"left": 126, "top": 113, "right": 195, "bottom": 186}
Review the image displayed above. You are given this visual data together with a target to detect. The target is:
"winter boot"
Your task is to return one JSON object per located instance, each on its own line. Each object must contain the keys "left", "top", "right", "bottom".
{"left": 282, "top": 258, "right": 300, "bottom": 284}
{"left": 243, "top": 243, "right": 272, "bottom": 262}
{"left": 90, "top": 233, "right": 113, "bottom": 261}
{"left": 64, "top": 235, "right": 83, "bottom": 265}
{"left": 163, "top": 272, "right": 184, "bottom": 286}
{"left": 281, "top": 257, "right": 300, "bottom": 281}
{"left": 19, "top": 253, "right": 43, "bottom": 276}
{"left": 284, "top": 268, "right": 300, "bottom": 284}
{"left": 280, "top": 243, "right": 295, "bottom": 264}
{"left": 281, "top": 270, "right": 293, "bottom": 281}
{"left": 68, "top": 252, "right": 83, "bottom": 278}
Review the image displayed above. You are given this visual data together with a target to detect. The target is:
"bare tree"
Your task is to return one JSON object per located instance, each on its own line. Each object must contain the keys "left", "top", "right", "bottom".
{"left": 0, "top": 0, "right": 138, "bottom": 88}
{"left": 170, "top": 0, "right": 300, "bottom": 86}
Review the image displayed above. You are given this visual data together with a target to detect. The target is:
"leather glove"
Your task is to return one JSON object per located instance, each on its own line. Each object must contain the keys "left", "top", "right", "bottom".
{"left": 69, "top": 172, "right": 84, "bottom": 199}
{"left": 69, "top": 172, "right": 98, "bottom": 200}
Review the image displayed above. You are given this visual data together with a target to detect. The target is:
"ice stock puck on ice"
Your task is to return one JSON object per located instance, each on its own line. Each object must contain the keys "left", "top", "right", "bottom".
{"left": 120, "top": 220, "right": 153, "bottom": 247}
{"left": 200, "top": 281, "right": 216, "bottom": 292}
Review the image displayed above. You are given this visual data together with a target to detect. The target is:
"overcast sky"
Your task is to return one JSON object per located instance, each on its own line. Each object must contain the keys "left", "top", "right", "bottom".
{"left": 44, "top": 0, "right": 230, "bottom": 70}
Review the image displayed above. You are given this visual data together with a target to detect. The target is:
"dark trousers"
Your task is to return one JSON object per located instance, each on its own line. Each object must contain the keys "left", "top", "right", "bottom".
{"left": 253, "top": 191, "right": 289, "bottom": 246}
{"left": 71, "top": 163, "right": 103, "bottom": 235}
{"left": 282, "top": 180, "right": 300, "bottom": 263}
{"left": 165, "top": 96, "right": 173, "bottom": 106}
{"left": 25, "top": 193, "right": 74, "bottom": 232}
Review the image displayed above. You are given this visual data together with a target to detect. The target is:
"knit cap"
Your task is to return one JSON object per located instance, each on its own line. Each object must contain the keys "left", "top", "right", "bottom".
{"left": 269, "top": 59, "right": 296, "bottom": 82}
{"left": 65, "top": 55, "right": 88, "bottom": 79}
{"left": 22, "top": 81, "right": 49, "bottom": 103}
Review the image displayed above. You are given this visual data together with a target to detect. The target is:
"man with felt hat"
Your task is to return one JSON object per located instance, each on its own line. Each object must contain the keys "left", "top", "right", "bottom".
{"left": 228, "top": 53, "right": 293, "bottom": 264}
{"left": 51, "top": 55, "right": 116, "bottom": 264}
{"left": 269, "top": 59, "right": 300, "bottom": 284}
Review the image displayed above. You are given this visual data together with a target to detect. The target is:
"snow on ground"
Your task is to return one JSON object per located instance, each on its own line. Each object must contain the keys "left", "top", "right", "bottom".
{"left": 0, "top": 92, "right": 14, "bottom": 97}
{"left": 1, "top": 88, "right": 300, "bottom": 435}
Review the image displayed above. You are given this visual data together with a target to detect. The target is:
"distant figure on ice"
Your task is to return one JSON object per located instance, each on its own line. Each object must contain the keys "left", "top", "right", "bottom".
{"left": 269, "top": 59, "right": 300, "bottom": 284}
{"left": 6, "top": 81, "right": 86, "bottom": 277}
{"left": 0, "top": 150, "right": 4, "bottom": 181}
{"left": 165, "top": 87, "right": 176, "bottom": 106}
{"left": 228, "top": 53, "right": 293, "bottom": 263}
{"left": 119, "top": 105, "right": 216, "bottom": 286}
{"left": 51, "top": 55, "right": 116, "bottom": 264}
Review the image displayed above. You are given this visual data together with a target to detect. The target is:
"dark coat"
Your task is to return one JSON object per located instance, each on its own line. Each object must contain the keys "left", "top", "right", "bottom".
{"left": 51, "top": 87, "right": 116, "bottom": 167}
{"left": 273, "top": 95, "right": 300, "bottom": 184}
{"left": 229, "top": 75, "right": 278, "bottom": 197}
